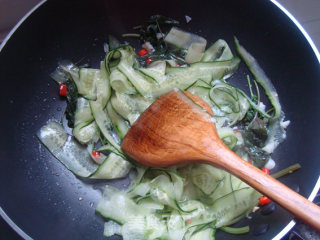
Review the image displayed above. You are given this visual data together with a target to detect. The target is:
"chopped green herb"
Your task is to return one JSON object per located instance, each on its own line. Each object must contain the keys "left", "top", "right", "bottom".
{"left": 135, "top": 15, "right": 179, "bottom": 49}
{"left": 65, "top": 78, "right": 78, "bottom": 128}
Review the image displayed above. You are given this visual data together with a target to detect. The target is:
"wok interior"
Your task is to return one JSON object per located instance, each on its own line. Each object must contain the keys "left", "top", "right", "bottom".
{"left": 0, "top": 0, "right": 319, "bottom": 239}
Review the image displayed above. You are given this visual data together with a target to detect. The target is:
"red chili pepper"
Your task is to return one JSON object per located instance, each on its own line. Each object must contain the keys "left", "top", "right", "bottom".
{"left": 93, "top": 152, "right": 100, "bottom": 157}
{"left": 186, "top": 219, "right": 192, "bottom": 224}
{"left": 59, "top": 83, "right": 67, "bottom": 97}
{"left": 262, "top": 168, "right": 269, "bottom": 175}
{"left": 138, "top": 48, "right": 148, "bottom": 56}
{"left": 234, "top": 129, "right": 240, "bottom": 133}
{"left": 259, "top": 196, "right": 271, "bottom": 206}
{"left": 146, "top": 58, "right": 152, "bottom": 63}
{"left": 248, "top": 159, "right": 252, "bottom": 164}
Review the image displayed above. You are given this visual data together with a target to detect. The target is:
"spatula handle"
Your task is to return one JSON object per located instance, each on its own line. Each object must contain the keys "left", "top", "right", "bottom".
{"left": 204, "top": 148, "right": 320, "bottom": 231}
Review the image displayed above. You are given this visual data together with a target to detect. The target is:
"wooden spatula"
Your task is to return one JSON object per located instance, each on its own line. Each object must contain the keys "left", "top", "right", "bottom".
{"left": 121, "top": 90, "right": 320, "bottom": 231}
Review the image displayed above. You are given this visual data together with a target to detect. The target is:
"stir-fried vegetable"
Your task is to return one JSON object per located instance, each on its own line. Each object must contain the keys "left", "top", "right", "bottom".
{"left": 39, "top": 16, "right": 292, "bottom": 240}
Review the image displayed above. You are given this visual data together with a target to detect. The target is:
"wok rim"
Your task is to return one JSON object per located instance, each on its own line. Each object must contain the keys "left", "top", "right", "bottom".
{"left": 0, "top": 0, "right": 319, "bottom": 239}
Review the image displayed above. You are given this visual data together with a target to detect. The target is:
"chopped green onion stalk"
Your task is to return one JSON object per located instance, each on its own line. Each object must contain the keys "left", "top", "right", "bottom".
{"left": 271, "top": 163, "right": 301, "bottom": 179}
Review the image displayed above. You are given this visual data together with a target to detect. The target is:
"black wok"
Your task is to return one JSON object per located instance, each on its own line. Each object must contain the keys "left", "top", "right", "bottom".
{"left": 0, "top": 0, "right": 320, "bottom": 239}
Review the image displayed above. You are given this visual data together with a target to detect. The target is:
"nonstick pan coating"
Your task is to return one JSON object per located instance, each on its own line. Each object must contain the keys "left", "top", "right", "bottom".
{"left": 0, "top": 0, "right": 319, "bottom": 239}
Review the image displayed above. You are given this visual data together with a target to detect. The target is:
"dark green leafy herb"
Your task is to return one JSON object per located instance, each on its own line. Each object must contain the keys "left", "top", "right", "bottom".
{"left": 243, "top": 75, "right": 259, "bottom": 124}
{"left": 243, "top": 94, "right": 258, "bottom": 124}
{"left": 122, "top": 15, "right": 185, "bottom": 67}
{"left": 243, "top": 140, "right": 269, "bottom": 168}
{"left": 135, "top": 15, "right": 179, "bottom": 49}
{"left": 243, "top": 108, "right": 256, "bottom": 124}
{"left": 248, "top": 117, "right": 268, "bottom": 144}
{"left": 65, "top": 77, "right": 78, "bottom": 128}
{"left": 240, "top": 114, "right": 269, "bottom": 167}
{"left": 242, "top": 130, "right": 264, "bottom": 149}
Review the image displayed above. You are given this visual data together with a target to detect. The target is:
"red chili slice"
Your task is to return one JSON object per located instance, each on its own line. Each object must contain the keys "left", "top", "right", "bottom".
{"left": 59, "top": 83, "right": 67, "bottom": 97}
{"left": 259, "top": 196, "right": 271, "bottom": 206}
{"left": 92, "top": 151, "right": 100, "bottom": 157}
{"left": 138, "top": 48, "right": 148, "bottom": 56}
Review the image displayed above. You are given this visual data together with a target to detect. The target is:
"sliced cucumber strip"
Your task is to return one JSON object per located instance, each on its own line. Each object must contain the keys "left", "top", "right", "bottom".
{"left": 121, "top": 215, "right": 166, "bottom": 240}
{"left": 164, "top": 27, "right": 206, "bottom": 50}
{"left": 37, "top": 121, "right": 98, "bottom": 177}
{"left": 128, "top": 182, "right": 150, "bottom": 197}
{"left": 106, "top": 102, "right": 129, "bottom": 139}
{"left": 186, "top": 80, "right": 212, "bottom": 107}
{"left": 89, "top": 101, "right": 121, "bottom": 151}
{"left": 74, "top": 98, "right": 93, "bottom": 126}
{"left": 166, "top": 58, "right": 240, "bottom": 85}
{"left": 138, "top": 61, "right": 166, "bottom": 84}
{"left": 110, "top": 69, "right": 136, "bottom": 94}
{"left": 137, "top": 197, "right": 164, "bottom": 210}
{"left": 52, "top": 60, "right": 79, "bottom": 84}
{"left": 149, "top": 175, "right": 176, "bottom": 209}
{"left": 185, "top": 42, "right": 207, "bottom": 64}
{"left": 90, "top": 152, "right": 131, "bottom": 179}
{"left": 178, "top": 200, "right": 206, "bottom": 219}
{"left": 105, "top": 45, "right": 135, "bottom": 74}
{"left": 104, "top": 221, "right": 122, "bottom": 237}
{"left": 217, "top": 127, "right": 238, "bottom": 150}
{"left": 210, "top": 187, "right": 260, "bottom": 228}
{"left": 96, "top": 185, "right": 151, "bottom": 224}
{"left": 202, "top": 39, "right": 233, "bottom": 62}
{"left": 164, "top": 27, "right": 207, "bottom": 63}
{"left": 191, "top": 164, "right": 226, "bottom": 196}
{"left": 190, "top": 227, "right": 215, "bottom": 240}
{"left": 77, "top": 68, "right": 99, "bottom": 100}
{"left": 210, "top": 80, "right": 250, "bottom": 126}
{"left": 166, "top": 210, "right": 186, "bottom": 239}
{"left": 118, "top": 62, "right": 154, "bottom": 98}
{"left": 128, "top": 166, "right": 148, "bottom": 190}
{"left": 234, "top": 37, "right": 281, "bottom": 119}
{"left": 110, "top": 92, "right": 152, "bottom": 124}
{"left": 96, "top": 144, "right": 124, "bottom": 157}
{"left": 72, "top": 120, "right": 99, "bottom": 145}
{"left": 97, "top": 61, "right": 111, "bottom": 108}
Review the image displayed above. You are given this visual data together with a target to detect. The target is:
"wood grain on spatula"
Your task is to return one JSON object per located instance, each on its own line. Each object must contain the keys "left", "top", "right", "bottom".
{"left": 121, "top": 90, "right": 320, "bottom": 231}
